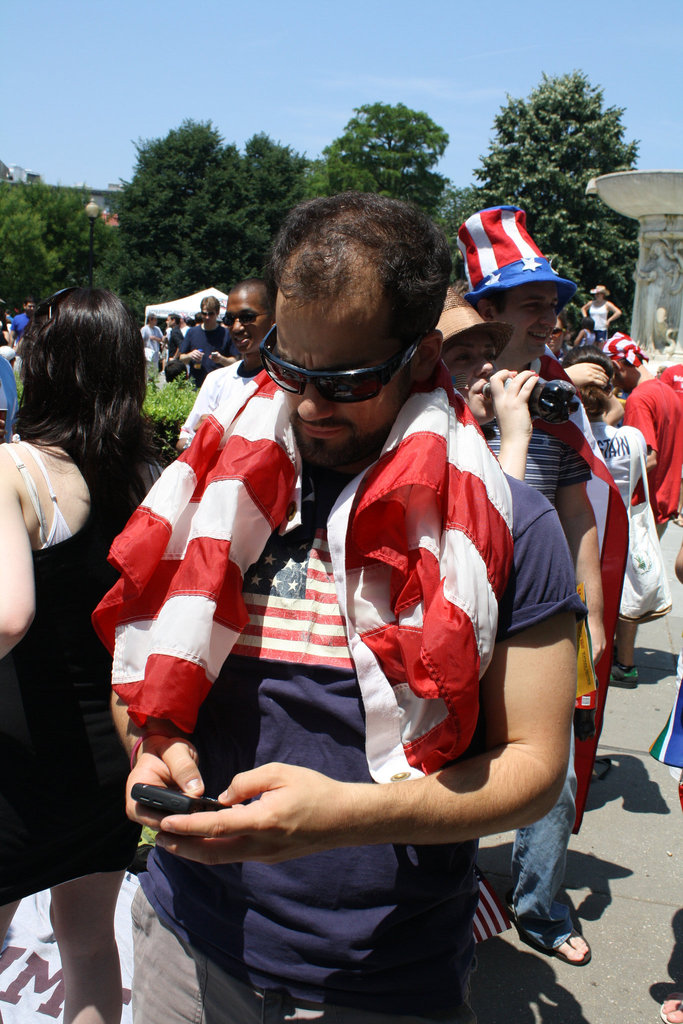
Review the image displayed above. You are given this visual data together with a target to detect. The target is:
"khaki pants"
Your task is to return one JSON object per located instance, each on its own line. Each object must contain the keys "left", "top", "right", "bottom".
{"left": 131, "top": 887, "right": 476, "bottom": 1024}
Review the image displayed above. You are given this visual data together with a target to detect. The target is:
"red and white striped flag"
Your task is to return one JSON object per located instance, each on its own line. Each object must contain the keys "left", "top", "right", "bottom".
{"left": 473, "top": 869, "right": 511, "bottom": 942}
{"left": 94, "top": 367, "right": 514, "bottom": 780}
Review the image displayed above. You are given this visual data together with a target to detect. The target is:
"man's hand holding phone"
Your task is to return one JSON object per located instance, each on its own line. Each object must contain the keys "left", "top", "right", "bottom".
{"left": 126, "top": 732, "right": 210, "bottom": 829}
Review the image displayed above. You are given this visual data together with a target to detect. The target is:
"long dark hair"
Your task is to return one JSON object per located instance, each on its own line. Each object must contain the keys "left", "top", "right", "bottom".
{"left": 16, "top": 287, "right": 157, "bottom": 535}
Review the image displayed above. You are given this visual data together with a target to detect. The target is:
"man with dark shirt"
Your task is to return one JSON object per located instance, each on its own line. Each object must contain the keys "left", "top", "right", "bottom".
{"left": 99, "top": 193, "right": 580, "bottom": 1024}
{"left": 166, "top": 314, "right": 185, "bottom": 360}
{"left": 179, "top": 295, "right": 234, "bottom": 387}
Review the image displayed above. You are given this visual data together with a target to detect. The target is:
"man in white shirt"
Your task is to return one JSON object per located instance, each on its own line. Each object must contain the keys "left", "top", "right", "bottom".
{"left": 176, "top": 280, "right": 274, "bottom": 452}
{"left": 141, "top": 314, "right": 164, "bottom": 379}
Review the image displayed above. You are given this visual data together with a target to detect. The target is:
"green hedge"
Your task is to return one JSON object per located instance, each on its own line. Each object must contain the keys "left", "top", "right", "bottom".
{"left": 144, "top": 377, "right": 196, "bottom": 464}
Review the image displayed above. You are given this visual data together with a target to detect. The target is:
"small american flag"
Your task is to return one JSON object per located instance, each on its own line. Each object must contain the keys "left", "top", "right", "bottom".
{"left": 473, "top": 869, "right": 510, "bottom": 943}
{"left": 234, "top": 527, "right": 353, "bottom": 669}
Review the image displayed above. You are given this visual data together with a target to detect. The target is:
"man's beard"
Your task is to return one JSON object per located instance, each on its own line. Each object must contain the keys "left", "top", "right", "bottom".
{"left": 288, "top": 369, "right": 413, "bottom": 472}
{"left": 290, "top": 414, "right": 395, "bottom": 471}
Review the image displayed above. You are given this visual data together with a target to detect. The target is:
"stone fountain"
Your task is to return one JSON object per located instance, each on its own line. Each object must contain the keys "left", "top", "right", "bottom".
{"left": 586, "top": 170, "right": 683, "bottom": 356}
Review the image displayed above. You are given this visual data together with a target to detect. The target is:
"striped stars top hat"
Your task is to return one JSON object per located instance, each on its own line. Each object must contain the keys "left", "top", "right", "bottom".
{"left": 458, "top": 206, "right": 577, "bottom": 312}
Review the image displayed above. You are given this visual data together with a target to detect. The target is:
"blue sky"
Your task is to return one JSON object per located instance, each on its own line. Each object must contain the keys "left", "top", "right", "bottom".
{"left": 5, "top": 0, "right": 682, "bottom": 192}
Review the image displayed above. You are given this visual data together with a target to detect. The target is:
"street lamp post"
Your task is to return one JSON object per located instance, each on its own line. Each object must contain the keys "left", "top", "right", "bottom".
{"left": 85, "top": 198, "right": 100, "bottom": 287}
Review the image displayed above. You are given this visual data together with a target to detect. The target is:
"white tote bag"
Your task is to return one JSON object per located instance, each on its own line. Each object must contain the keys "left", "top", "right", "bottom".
{"left": 619, "top": 427, "right": 672, "bottom": 622}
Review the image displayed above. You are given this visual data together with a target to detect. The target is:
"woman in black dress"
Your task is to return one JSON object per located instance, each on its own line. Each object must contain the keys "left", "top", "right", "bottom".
{"left": 0, "top": 288, "right": 157, "bottom": 1024}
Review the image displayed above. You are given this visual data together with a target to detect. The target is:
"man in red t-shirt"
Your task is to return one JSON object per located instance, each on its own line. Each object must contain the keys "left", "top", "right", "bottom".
{"left": 659, "top": 363, "right": 683, "bottom": 525}
{"left": 605, "top": 334, "right": 683, "bottom": 685}
{"left": 659, "top": 363, "right": 683, "bottom": 398}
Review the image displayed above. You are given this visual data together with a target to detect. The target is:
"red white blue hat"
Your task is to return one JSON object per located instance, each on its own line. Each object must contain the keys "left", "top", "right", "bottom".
{"left": 604, "top": 333, "right": 649, "bottom": 366}
{"left": 458, "top": 206, "right": 577, "bottom": 311}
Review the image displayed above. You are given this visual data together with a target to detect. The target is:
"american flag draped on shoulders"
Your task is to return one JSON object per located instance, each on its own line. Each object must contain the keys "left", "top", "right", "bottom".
{"left": 536, "top": 349, "right": 629, "bottom": 830}
{"left": 93, "top": 364, "right": 514, "bottom": 782}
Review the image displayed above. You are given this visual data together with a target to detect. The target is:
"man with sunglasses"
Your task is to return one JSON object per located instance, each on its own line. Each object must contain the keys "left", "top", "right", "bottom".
{"left": 179, "top": 294, "right": 235, "bottom": 387}
{"left": 99, "top": 193, "right": 579, "bottom": 1024}
{"left": 175, "top": 279, "right": 274, "bottom": 451}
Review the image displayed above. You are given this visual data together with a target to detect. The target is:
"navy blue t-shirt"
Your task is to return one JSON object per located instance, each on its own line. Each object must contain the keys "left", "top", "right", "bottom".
{"left": 142, "top": 469, "right": 583, "bottom": 1014}
{"left": 181, "top": 323, "right": 232, "bottom": 387}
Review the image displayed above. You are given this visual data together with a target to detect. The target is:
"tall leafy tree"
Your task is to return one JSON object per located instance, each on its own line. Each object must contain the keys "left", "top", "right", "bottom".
{"left": 473, "top": 71, "right": 639, "bottom": 324}
{"left": 0, "top": 182, "right": 113, "bottom": 309}
{"left": 239, "top": 133, "right": 310, "bottom": 275}
{"left": 309, "top": 102, "right": 449, "bottom": 215}
{"left": 108, "top": 121, "right": 310, "bottom": 316}
{"left": 435, "top": 184, "right": 482, "bottom": 275}
{"left": 110, "top": 120, "right": 245, "bottom": 314}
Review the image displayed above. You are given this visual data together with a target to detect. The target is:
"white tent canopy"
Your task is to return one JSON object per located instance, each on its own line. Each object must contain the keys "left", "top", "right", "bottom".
{"left": 144, "top": 287, "right": 228, "bottom": 320}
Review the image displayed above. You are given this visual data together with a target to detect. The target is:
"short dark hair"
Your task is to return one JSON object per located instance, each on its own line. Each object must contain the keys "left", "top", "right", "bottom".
{"left": 266, "top": 192, "right": 451, "bottom": 344}
{"left": 18, "top": 288, "right": 157, "bottom": 536}
{"left": 230, "top": 278, "right": 272, "bottom": 316}
{"left": 167, "top": 313, "right": 180, "bottom": 324}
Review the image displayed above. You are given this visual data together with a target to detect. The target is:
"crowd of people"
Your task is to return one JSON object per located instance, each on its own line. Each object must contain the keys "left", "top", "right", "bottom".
{"left": 0, "top": 196, "right": 681, "bottom": 1024}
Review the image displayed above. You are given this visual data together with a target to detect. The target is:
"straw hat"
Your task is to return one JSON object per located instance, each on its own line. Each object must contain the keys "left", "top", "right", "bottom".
{"left": 590, "top": 284, "right": 610, "bottom": 296}
{"left": 437, "top": 290, "right": 512, "bottom": 358}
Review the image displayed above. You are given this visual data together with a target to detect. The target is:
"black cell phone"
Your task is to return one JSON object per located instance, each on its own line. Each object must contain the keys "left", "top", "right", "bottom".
{"left": 131, "top": 783, "right": 224, "bottom": 814}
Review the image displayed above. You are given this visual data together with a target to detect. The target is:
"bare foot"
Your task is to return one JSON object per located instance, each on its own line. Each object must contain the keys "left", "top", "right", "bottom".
{"left": 661, "top": 993, "right": 683, "bottom": 1024}
{"left": 554, "top": 931, "right": 591, "bottom": 965}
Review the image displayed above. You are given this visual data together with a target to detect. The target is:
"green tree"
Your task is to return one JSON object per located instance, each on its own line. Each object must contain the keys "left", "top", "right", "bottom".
{"left": 240, "top": 133, "right": 310, "bottom": 274}
{"left": 435, "top": 184, "right": 482, "bottom": 275}
{"left": 309, "top": 102, "right": 449, "bottom": 215}
{"left": 0, "top": 182, "right": 114, "bottom": 309}
{"left": 107, "top": 121, "right": 310, "bottom": 317}
{"left": 108, "top": 120, "right": 244, "bottom": 314}
{"left": 473, "top": 71, "right": 639, "bottom": 325}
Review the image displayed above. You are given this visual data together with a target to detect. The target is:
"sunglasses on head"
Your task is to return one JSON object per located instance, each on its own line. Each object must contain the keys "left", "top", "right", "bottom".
{"left": 259, "top": 325, "right": 421, "bottom": 404}
{"left": 35, "top": 287, "right": 79, "bottom": 322}
{"left": 224, "top": 309, "right": 268, "bottom": 327}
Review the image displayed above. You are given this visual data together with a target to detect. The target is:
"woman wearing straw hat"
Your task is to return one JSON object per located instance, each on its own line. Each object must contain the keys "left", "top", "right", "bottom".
{"left": 581, "top": 285, "right": 622, "bottom": 344}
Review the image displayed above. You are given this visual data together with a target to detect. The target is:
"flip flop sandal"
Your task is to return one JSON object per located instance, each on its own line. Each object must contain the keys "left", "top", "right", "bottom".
{"left": 661, "top": 993, "right": 683, "bottom": 1023}
{"left": 505, "top": 892, "right": 591, "bottom": 966}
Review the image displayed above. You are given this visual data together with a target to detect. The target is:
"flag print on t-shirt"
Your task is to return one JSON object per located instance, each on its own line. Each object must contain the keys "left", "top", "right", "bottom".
{"left": 232, "top": 524, "right": 353, "bottom": 669}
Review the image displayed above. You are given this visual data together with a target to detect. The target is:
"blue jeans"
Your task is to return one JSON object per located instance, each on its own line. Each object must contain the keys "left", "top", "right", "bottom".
{"left": 510, "top": 739, "right": 577, "bottom": 949}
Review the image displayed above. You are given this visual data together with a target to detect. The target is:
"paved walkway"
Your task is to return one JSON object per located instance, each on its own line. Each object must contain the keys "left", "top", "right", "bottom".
{"left": 472, "top": 522, "right": 682, "bottom": 1023}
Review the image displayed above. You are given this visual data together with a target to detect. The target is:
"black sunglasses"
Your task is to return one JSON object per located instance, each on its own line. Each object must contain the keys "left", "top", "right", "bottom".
{"left": 224, "top": 309, "right": 268, "bottom": 327}
{"left": 35, "top": 287, "right": 79, "bottom": 321}
{"left": 259, "top": 325, "right": 421, "bottom": 404}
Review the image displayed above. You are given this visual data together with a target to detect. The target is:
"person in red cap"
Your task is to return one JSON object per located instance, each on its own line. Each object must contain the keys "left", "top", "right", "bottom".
{"left": 605, "top": 333, "right": 683, "bottom": 684}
